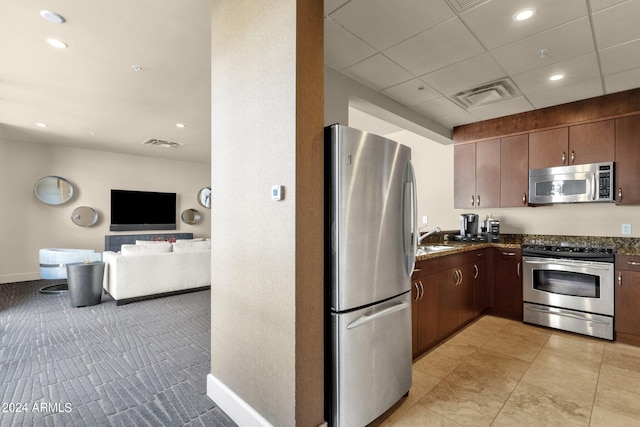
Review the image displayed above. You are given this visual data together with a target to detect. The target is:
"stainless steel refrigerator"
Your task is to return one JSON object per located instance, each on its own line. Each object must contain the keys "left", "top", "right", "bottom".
{"left": 325, "top": 124, "right": 417, "bottom": 427}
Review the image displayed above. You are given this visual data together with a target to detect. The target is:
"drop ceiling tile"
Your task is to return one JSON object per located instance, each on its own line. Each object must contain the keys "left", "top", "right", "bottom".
{"left": 342, "top": 54, "right": 414, "bottom": 90}
{"left": 468, "top": 96, "right": 534, "bottom": 121}
{"left": 384, "top": 17, "right": 484, "bottom": 76}
{"left": 604, "top": 68, "right": 640, "bottom": 94}
{"left": 325, "top": 0, "right": 349, "bottom": 16}
{"left": 460, "top": 0, "right": 588, "bottom": 50}
{"left": 593, "top": 0, "right": 640, "bottom": 49}
{"left": 525, "top": 77, "right": 604, "bottom": 109}
{"left": 589, "top": 0, "right": 629, "bottom": 13}
{"left": 421, "top": 53, "right": 506, "bottom": 95}
{"left": 412, "top": 96, "right": 469, "bottom": 119}
{"left": 434, "top": 110, "right": 479, "bottom": 128}
{"left": 599, "top": 39, "right": 640, "bottom": 75}
{"left": 490, "top": 17, "right": 595, "bottom": 76}
{"left": 324, "top": 18, "right": 377, "bottom": 70}
{"left": 512, "top": 53, "right": 601, "bottom": 95}
{"left": 329, "top": 0, "right": 455, "bottom": 51}
{"left": 382, "top": 79, "right": 440, "bottom": 106}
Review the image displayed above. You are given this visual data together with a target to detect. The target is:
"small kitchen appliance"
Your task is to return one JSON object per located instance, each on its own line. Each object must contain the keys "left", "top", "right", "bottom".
{"left": 528, "top": 161, "right": 614, "bottom": 204}
{"left": 459, "top": 213, "right": 478, "bottom": 237}
{"left": 483, "top": 219, "right": 500, "bottom": 242}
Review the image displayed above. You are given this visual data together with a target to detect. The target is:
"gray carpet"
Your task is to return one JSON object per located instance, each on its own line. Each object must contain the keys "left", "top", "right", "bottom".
{"left": 0, "top": 280, "right": 236, "bottom": 427}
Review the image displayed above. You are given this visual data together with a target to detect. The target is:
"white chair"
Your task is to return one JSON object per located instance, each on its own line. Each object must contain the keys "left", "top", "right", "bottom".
{"left": 39, "top": 248, "right": 102, "bottom": 293}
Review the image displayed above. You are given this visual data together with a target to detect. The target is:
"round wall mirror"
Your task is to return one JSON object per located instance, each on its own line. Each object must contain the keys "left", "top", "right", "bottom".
{"left": 34, "top": 176, "right": 74, "bottom": 205}
{"left": 197, "top": 187, "right": 211, "bottom": 209}
{"left": 181, "top": 209, "right": 201, "bottom": 225}
{"left": 71, "top": 206, "right": 99, "bottom": 227}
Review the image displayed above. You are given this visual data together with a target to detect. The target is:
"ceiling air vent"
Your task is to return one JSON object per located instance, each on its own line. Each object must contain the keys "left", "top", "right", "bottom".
{"left": 450, "top": 78, "right": 521, "bottom": 109}
{"left": 445, "top": 0, "right": 490, "bottom": 13}
{"left": 141, "top": 138, "right": 184, "bottom": 149}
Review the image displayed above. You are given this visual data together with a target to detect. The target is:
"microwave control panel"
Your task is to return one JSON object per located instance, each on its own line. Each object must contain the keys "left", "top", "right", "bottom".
{"left": 598, "top": 165, "right": 612, "bottom": 199}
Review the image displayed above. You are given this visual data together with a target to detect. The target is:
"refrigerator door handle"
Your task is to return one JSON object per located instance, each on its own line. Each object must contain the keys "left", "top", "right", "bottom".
{"left": 346, "top": 301, "right": 411, "bottom": 330}
{"left": 405, "top": 160, "right": 418, "bottom": 276}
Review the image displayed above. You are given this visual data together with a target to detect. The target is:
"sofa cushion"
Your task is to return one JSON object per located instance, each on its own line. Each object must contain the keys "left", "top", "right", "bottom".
{"left": 121, "top": 242, "right": 172, "bottom": 256}
{"left": 172, "top": 240, "right": 211, "bottom": 252}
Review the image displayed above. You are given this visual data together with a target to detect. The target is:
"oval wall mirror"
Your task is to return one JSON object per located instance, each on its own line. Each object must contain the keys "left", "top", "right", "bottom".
{"left": 71, "top": 206, "right": 99, "bottom": 227}
{"left": 181, "top": 208, "right": 201, "bottom": 225}
{"left": 197, "top": 187, "right": 211, "bottom": 209}
{"left": 34, "top": 176, "right": 74, "bottom": 205}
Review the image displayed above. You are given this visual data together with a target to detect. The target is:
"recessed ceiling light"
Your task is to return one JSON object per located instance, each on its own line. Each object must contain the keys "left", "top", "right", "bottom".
{"left": 40, "top": 10, "right": 66, "bottom": 24}
{"left": 514, "top": 8, "right": 536, "bottom": 21}
{"left": 549, "top": 74, "right": 564, "bottom": 81}
{"left": 46, "top": 38, "right": 68, "bottom": 49}
{"left": 176, "top": 123, "right": 185, "bottom": 128}
{"left": 35, "top": 123, "right": 47, "bottom": 128}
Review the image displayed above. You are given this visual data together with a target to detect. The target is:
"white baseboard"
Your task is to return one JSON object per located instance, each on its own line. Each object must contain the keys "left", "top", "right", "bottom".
{"left": 0, "top": 272, "right": 40, "bottom": 284}
{"left": 207, "top": 374, "right": 274, "bottom": 427}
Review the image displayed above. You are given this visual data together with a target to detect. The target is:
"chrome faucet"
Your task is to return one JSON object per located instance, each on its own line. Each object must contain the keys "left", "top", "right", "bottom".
{"left": 418, "top": 226, "right": 441, "bottom": 244}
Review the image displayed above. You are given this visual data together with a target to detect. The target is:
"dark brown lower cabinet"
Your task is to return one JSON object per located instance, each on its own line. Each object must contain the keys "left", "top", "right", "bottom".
{"left": 491, "top": 248, "right": 523, "bottom": 320}
{"left": 615, "top": 255, "right": 640, "bottom": 346}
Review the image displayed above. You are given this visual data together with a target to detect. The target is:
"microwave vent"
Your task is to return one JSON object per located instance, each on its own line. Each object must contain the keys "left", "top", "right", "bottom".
{"left": 444, "top": 0, "right": 490, "bottom": 13}
{"left": 141, "top": 138, "right": 184, "bottom": 149}
{"left": 450, "top": 78, "right": 521, "bottom": 109}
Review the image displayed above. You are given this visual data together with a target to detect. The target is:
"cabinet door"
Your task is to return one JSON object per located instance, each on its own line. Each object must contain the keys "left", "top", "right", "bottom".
{"left": 454, "top": 143, "right": 476, "bottom": 208}
{"left": 411, "top": 279, "right": 420, "bottom": 358}
{"left": 493, "top": 249, "right": 523, "bottom": 320}
{"left": 568, "top": 120, "right": 614, "bottom": 165}
{"left": 457, "top": 263, "right": 475, "bottom": 326}
{"left": 500, "top": 134, "right": 529, "bottom": 207}
{"left": 437, "top": 267, "right": 459, "bottom": 339}
{"left": 615, "top": 270, "right": 640, "bottom": 337}
{"left": 529, "top": 127, "right": 568, "bottom": 169}
{"left": 615, "top": 115, "right": 640, "bottom": 205}
{"left": 416, "top": 274, "right": 439, "bottom": 353}
{"left": 475, "top": 139, "right": 501, "bottom": 208}
{"left": 472, "top": 251, "right": 490, "bottom": 317}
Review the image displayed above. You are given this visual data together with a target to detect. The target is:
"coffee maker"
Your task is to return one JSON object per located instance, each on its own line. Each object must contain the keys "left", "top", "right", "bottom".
{"left": 459, "top": 213, "right": 479, "bottom": 237}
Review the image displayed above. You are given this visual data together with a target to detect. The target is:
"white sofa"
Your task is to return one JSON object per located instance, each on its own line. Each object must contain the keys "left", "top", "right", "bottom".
{"left": 102, "top": 240, "right": 210, "bottom": 305}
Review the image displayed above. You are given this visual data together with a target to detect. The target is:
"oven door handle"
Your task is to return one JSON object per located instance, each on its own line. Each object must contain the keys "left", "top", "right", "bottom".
{"left": 525, "top": 306, "right": 611, "bottom": 325}
{"left": 523, "top": 258, "right": 612, "bottom": 270}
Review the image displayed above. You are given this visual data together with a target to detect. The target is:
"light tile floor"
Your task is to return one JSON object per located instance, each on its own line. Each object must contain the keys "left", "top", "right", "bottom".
{"left": 369, "top": 315, "right": 640, "bottom": 426}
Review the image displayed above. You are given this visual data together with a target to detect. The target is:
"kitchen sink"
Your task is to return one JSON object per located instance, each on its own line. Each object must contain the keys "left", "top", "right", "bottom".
{"left": 416, "top": 245, "right": 454, "bottom": 256}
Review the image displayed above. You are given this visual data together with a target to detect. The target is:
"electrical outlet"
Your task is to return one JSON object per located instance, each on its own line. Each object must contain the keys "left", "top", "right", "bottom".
{"left": 422, "top": 216, "right": 428, "bottom": 225}
{"left": 622, "top": 224, "right": 632, "bottom": 235}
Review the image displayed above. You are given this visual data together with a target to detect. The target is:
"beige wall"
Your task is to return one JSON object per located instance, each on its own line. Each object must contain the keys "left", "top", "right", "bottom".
{"left": 209, "top": 0, "right": 323, "bottom": 426}
{"left": 0, "top": 138, "right": 210, "bottom": 284}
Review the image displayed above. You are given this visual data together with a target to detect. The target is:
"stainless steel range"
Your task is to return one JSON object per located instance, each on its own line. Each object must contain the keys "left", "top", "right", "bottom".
{"left": 522, "top": 243, "right": 615, "bottom": 340}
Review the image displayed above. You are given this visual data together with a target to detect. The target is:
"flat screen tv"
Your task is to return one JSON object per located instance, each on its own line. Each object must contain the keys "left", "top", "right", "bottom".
{"left": 110, "top": 189, "right": 177, "bottom": 231}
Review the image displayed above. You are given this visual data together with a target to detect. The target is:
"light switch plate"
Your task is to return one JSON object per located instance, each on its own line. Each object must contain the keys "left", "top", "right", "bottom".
{"left": 422, "top": 216, "right": 428, "bottom": 225}
{"left": 622, "top": 224, "right": 632, "bottom": 235}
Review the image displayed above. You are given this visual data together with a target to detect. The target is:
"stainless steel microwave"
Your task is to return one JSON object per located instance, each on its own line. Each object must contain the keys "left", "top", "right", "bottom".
{"left": 528, "top": 161, "right": 614, "bottom": 204}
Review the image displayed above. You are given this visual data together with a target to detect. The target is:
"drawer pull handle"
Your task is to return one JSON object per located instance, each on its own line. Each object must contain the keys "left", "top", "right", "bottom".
{"left": 502, "top": 252, "right": 516, "bottom": 256}
{"left": 625, "top": 261, "right": 640, "bottom": 266}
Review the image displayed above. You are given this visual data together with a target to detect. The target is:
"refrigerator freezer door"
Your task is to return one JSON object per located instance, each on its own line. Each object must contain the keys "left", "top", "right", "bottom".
{"left": 331, "top": 292, "right": 412, "bottom": 427}
{"left": 330, "top": 125, "right": 414, "bottom": 312}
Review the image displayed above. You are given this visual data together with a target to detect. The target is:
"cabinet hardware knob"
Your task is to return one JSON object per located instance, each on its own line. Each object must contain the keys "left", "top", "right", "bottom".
{"left": 626, "top": 261, "right": 640, "bottom": 266}
{"left": 477, "top": 195, "right": 481, "bottom": 207}
{"left": 414, "top": 282, "right": 420, "bottom": 301}
{"left": 522, "top": 193, "right": 527, "bottom": 205}
{"left": 473, "top": 264, "right": 479, "bottom": 279}
{"left": 471, "top": 195, "right": 475, "bottom": 206}
{"left": 517, "top": 262, "right": 521, "bottom": 277}
{"left": 619, "top": 187, "right": 623, "bottom": 202}
{"left": 562, "top": 151, "right": 566, "bottom": 164}
{"left": 419, "top": 281, "right": 424, "bottom": 300}
{"left": 570, "top": 150, "right": 575, "bottom": 164}
{"left": 413, "top": 268, "right": 422, "bottom": 273}
{"left": 502, "top": 252, "right": 516, "bottom": 256}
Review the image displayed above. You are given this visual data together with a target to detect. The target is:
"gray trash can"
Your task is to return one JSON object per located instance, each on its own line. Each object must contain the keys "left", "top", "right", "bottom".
{"left": 66, "top": 261, "right": 105, "bottom": 307}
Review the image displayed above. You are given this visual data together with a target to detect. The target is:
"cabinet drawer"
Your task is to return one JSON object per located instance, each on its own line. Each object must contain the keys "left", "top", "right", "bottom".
{"left": 616, "top": 255, "right": 640, "bottom": 272}
{"left": 412, "top": 258, "right": 439, "bottom": 278}
{"left": 439, "top": 252, "right": 474, "bottom": 270}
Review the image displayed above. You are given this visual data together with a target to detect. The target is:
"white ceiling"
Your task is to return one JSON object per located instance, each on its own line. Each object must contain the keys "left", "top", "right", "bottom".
{"left": 2, "top": 1, "right": 640, "bottom": 163}
{"left": 326, "top": 0, "right": 640, "bottom": 128}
